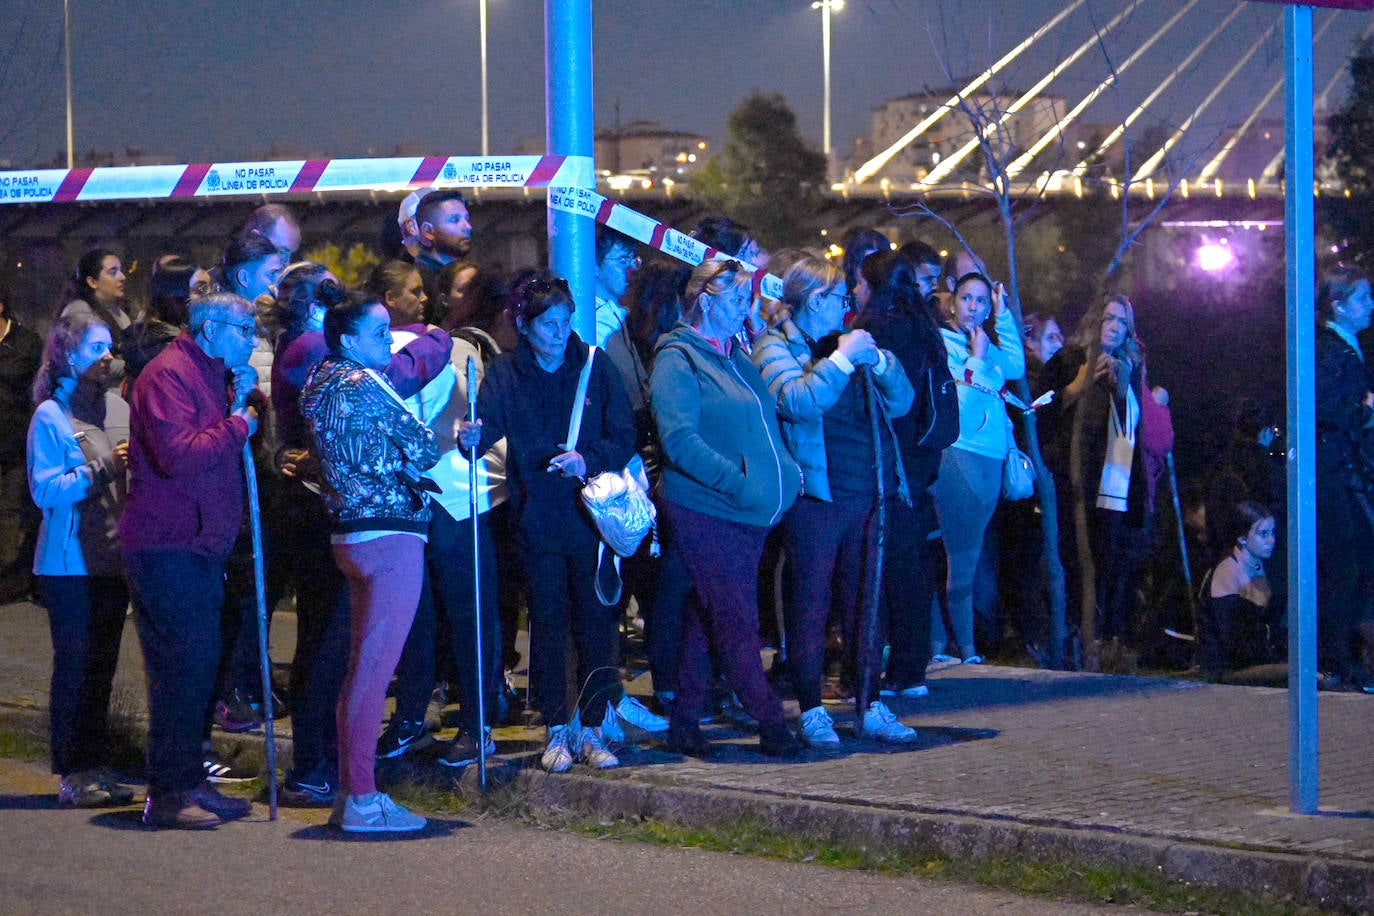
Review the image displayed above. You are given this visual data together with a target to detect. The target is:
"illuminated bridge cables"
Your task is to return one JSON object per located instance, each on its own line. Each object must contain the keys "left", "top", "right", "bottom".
{"left": 850, "top": 0, "right": 1090, "bottom": 185}
{"left": 920, "top": 0, "right": 1142, "bottom": 187}
{"left": 1005, "top": 0, "right": 1202, "bottom": 181}
{"left": 1197, "top": 10, "right": 1340, "bottom": 187}
{"left": 1260, "top": 15, "right": 1374, "bottom": 185}
{"left": 1071, "top": 2, "right": 1246, "bottom": 179}
{"left": 1129, "top": 11, "right": 1280, "bottom": 184}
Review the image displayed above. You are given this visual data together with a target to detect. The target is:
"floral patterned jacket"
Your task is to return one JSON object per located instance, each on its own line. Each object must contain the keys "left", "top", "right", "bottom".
{"left": 300, "top": 355, "right": 440, "bottom": 537}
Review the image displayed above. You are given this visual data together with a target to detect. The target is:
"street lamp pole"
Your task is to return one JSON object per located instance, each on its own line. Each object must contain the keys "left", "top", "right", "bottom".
{"left": 812, "top": 0, "right": 843, "bottom": 170}
{"left": 480, "top": 0, "right": 490, "bottom": 157}
{"left": 64, "top": 0, "right": 74, "bottom": 169}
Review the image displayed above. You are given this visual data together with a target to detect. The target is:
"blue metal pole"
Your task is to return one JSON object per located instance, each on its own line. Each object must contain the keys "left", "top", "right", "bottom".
{"left": 546, "top": 0, "right": 596, "bottom": 345}
{"left": 1284, "top": 2, "right": 1318, "bottom": 816}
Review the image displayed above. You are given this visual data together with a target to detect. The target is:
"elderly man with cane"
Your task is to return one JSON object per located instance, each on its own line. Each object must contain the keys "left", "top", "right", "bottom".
{"left": 121, "top": 292, "right": 261, "bottom": 829}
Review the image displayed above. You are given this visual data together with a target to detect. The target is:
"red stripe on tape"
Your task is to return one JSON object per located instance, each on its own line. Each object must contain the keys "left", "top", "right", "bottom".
{"left": 411, "top": 157, "right": 447, "bottom": 185}
{"left": 290, "top": 160, "right": 329, "bottom": 193}
{"left": 595, "top": 199, "right": 616, "bottom": 225}
{"left": 526, "top": 156, "right": 565, "bottom": 186}
{"left": 172, "top": 163, "right": 212, "bottom": 198}
{"left": 702, "top": 246, "right": 720, "bottom": 261}
{"left": 649, "top": 223, "right": 668, "bottom": 249}
{"left": 53, "top": 168, "right": 93, "bottom": 202}
{"left": 751, "top": 270, "right": 765, "bottom": 297}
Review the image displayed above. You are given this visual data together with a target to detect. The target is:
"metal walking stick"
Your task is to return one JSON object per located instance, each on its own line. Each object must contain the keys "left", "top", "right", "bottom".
{"left": 1163, "top": 450, "right": 1199, "bottom": 647}
{"left": 855, "top": 368, "right": 887, "bottom": 731}
{"left": 467, "top": 356, "right": 488, "bottom": 789}
{"left": 243, "top": 440, "right": 279, "bottom": 819}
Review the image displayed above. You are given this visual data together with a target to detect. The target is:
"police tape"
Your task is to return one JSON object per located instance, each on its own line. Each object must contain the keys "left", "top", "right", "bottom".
{"left": 547, "top": 185, "right": 783, "bottom": 300}
{"left": 0, "top": 151, "right": 783, "bottom": 298}
{"left": 0, "top": 155, "right": 596, "bottom": 204}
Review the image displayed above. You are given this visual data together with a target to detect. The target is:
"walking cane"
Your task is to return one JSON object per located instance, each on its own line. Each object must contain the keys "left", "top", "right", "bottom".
{"left": 243, "top": 440, "right": 279, "bottom": 819}
{"left": 855, "top": 368, "right": 887, "bottom": 730}
{"left": 1163, "top": 451, "right": 1198, "bottom": 645}
{"left": 467, "top": 357, "right": 488, "bottom": 789}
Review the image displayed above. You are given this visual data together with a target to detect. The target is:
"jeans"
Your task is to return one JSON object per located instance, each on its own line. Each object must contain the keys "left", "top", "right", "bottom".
{"left": 882, "top": 493, "right": 940, "bottom": 688}
{"left": 127, "top": 549, "right": 225, "bottom": 796}
{"left": 780, "top": 496, "right": 871, "bottom": 712}
{"left": 40, "top": 575, "right": 129, "bottom": 776}
{"left": 665, "top": 501, "right": 786, "bottom": 730}
{"left": 525, "top": 545, "right": 620, "bottom": 728}
{"left": 428, "top": 508, "right": 501, "bottom": 736}
{"left": 279, "top": 484, "right": 349, "bottom": 778}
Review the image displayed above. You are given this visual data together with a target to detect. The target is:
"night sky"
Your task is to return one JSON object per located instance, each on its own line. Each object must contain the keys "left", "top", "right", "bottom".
{"left": 0, "top": 0, "right": 1368, "bottom": 169}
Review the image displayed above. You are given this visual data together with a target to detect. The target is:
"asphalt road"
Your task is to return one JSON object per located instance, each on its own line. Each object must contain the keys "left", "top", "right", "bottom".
{"left": 0, "top": 758, "right": 1158, "bottom": 916}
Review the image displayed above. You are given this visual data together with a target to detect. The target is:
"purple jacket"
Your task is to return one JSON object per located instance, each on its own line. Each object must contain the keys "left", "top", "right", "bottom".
{"left": 272, "top": 324, "right": 452, "bottom": 452}
{"left": 119, "top": 333, "right": 250, "bottom": 557}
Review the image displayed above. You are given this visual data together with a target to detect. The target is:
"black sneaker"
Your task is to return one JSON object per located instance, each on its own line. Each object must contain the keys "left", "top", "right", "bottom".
{"left": 189, "top": 780, "right": 252, "bottom": 820}
{"left": 203, "top": 748, "right": 257, "bottom": 783}
{"left": 282, "top": 761, "right": 337, "bottom": 806}
{"left": 758, "top": 722, "right": 803, "bottom": 759}
{"left": 213, "top": 690, "right": 263, "bottom": 733}
{"left": 437, "top": 729, "right": 497, "bottom": 769}
{"left": 375, "top": 718, "right": 434, "bottom": 759}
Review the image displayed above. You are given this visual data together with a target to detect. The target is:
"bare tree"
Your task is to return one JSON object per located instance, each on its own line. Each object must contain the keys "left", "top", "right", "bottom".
{"left": 876, "top": 3, "right": 1241, "bottom": 670}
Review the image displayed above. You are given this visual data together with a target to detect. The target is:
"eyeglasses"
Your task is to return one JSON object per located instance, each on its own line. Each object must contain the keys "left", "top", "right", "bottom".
{"left": 204, "top": 318, "right": 259, "bottom": 340}
{"left": 605, "top": 253, "right": 641, "bottom": 269}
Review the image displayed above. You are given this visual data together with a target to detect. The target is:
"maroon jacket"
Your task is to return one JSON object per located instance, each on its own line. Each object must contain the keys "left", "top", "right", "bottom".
{"left": 118, "top": 333, "right": 251, "bottom": 557}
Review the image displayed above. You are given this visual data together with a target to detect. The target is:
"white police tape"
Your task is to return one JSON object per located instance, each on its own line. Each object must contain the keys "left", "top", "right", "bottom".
{"left": 547, "top": 185, "right": 784, "bottom": 300}
{"left": 0, "top": 155, "right": 596, "bottom": 204}
{"left": 0, "top": 152, "right": 783, "bottom": 298}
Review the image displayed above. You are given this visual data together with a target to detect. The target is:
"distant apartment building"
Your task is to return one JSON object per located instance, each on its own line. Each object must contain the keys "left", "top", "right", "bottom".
{"left": 850, "top": 91, "right": 1079, "bottom": 184}
{"left": 595, "top": 121, "right": 709, "bottom": 183}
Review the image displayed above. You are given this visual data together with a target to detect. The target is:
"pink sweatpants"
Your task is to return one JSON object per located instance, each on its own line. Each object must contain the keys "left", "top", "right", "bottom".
{"left": 331, "top": 535, "right": 425, "bottom": 796}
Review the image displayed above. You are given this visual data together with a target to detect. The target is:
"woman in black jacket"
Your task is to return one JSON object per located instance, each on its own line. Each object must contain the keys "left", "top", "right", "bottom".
{"left": 463, "top": 274, "right": 635, "bottom": 771}
{"left": 1313, "top": 265, "right": 1374, "bottom": 687}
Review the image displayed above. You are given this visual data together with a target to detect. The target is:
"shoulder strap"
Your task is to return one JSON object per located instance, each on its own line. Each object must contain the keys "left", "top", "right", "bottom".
{"left": 566, "top": 346, "right": 596, "bottom": 450}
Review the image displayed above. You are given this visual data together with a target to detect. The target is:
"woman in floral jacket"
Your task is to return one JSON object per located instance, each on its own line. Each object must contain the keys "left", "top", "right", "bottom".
{"left": 301, "top": 292, "right": 442, "bottom": 833}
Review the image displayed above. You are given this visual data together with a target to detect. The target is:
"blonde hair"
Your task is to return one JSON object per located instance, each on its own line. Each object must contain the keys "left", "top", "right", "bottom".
{"left": 781, "top": 257, "right": 842, "bottom": 316}
{"left": 684, "top": 259, "right": 751, "bottom": 326}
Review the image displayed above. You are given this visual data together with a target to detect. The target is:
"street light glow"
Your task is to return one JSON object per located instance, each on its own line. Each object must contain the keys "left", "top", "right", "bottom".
{"left": 1196, "top": 241, "right": 1234, "bottom": 273}
{"left": 812, "top": 0, "right": 844, "bottom": 168}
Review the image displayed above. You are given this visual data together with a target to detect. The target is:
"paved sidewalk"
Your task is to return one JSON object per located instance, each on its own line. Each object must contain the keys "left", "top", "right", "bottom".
{"left": 2, "top": 600, "right": 1371, "bottom": 910}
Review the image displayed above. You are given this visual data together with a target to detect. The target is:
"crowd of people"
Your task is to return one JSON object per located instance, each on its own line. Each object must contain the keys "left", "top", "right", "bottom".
{"left": 7, "top": 190, "right": 1369, "bottom": 835}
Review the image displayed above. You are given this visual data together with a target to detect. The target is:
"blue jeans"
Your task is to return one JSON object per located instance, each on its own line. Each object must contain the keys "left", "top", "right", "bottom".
{"left": 40, "top": 575, "right": 129, "bottom": 776}
{"left": 127, "top": 549, "right": 225, "bottom": 796}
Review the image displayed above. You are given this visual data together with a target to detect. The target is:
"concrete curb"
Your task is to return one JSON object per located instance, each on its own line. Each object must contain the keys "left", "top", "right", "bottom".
{"left": 515, "top": 770, "right": 1374, "bottom": 913}
{"left": 8, "top": 696, "right": 1370, "bottom": 911}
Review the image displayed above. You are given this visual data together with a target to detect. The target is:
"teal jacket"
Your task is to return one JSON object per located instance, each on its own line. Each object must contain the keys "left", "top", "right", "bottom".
{"left": 752, "top": 318, "right": 914, "bottom": 503}
{"left": 650, "top": 325, "right": 801, "bottom": 528}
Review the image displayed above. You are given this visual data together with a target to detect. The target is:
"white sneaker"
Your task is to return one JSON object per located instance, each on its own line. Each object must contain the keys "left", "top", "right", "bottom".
{"left": 799, "top": 705, "right": 840, "bottom": 746}
{"left": 339, "top": 791, "right": 426, "bottom": 833}
{"left": 616, "top": 694, "right": 669, "bottom": 733}
{"left": 542, "top": 724, "right": 575, "bottom": 773}
{"left": 599, "top": 704, "right": 625, "bottom": 744}
{"left": 577, "top": 726, "right": 620, "bottom": 769}
{"left": 861, "top": 701, "right": 918, "bottom": 743}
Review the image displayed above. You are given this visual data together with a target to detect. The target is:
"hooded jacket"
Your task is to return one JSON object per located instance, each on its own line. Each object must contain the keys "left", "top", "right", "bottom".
{"left": 650, "top": 324, "right": 801, "bottom": 528}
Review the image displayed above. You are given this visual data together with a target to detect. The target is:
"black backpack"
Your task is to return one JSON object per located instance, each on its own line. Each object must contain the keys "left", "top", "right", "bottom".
{"left": 912, "top": 361, "right": 959, "bottom": 450}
